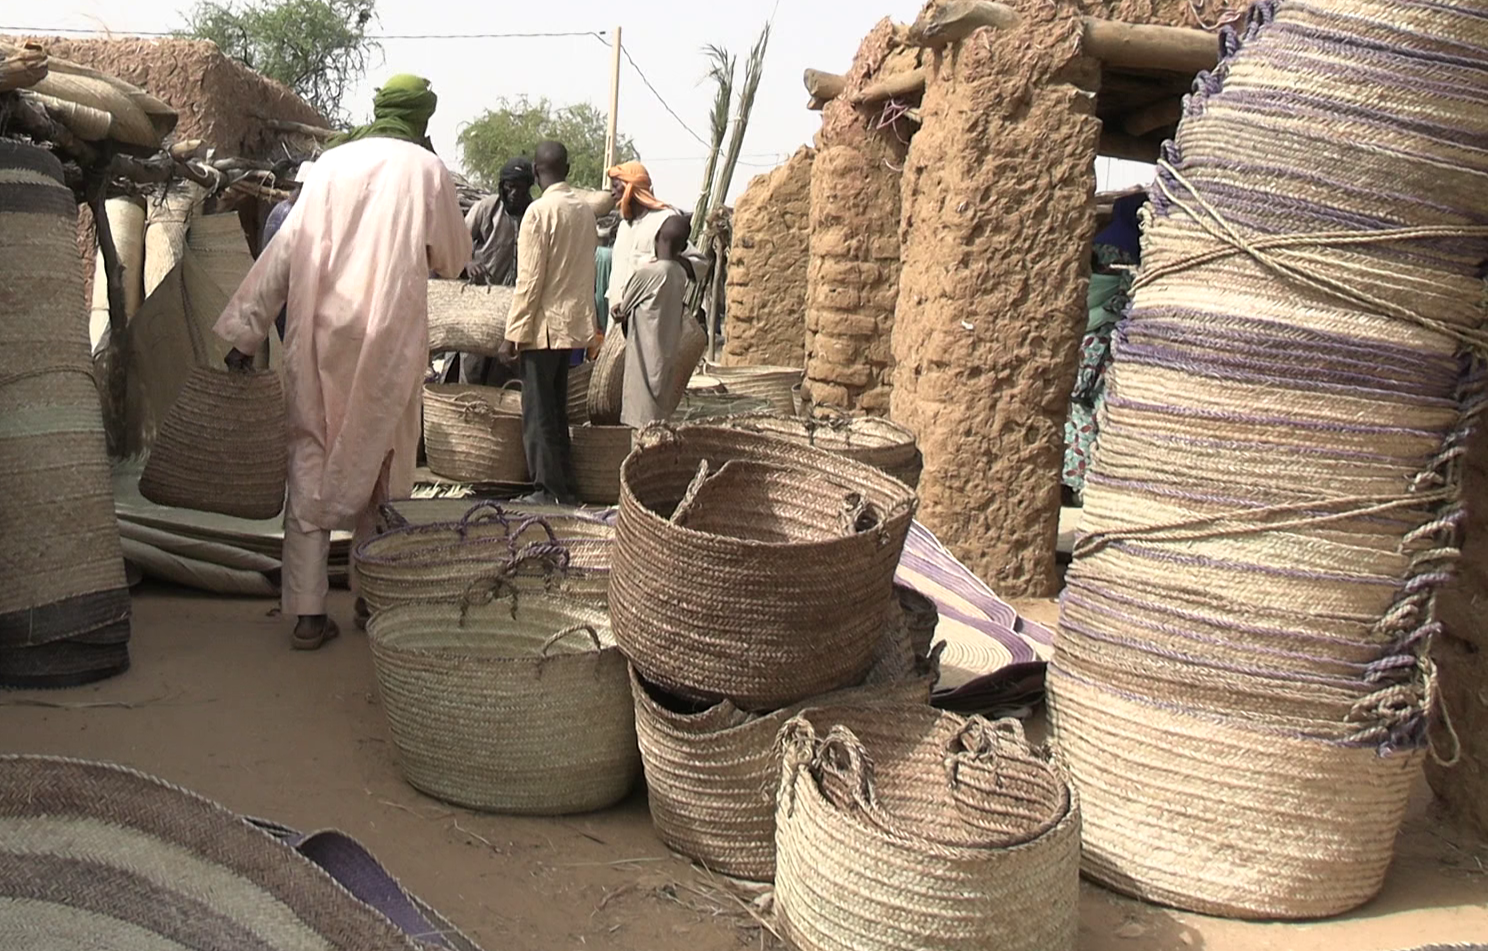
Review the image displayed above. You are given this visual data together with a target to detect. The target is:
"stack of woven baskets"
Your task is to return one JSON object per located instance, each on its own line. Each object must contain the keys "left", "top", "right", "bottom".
{"left": 358, "top": 501, "right": 637, "bottom": 814}
{"left": 1049, "top": 0, "right": 1488, "bottom": 919}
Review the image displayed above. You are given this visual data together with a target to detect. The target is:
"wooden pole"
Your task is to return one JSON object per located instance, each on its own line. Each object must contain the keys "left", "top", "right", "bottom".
{"left": 259, "top": 118, "right": 336, "bottom": 140}
{"left": 908, "top": 0, "right": 1021, "bottom": 48}
{"left": 905, "top": 1, "right": 1219, "bottom": 74}
{"left": 89, "top": 167, "right": 129, "bottom": 455}
{"left": 604, "top": 25, "right": 623, "bottom": 187}
{"left": 851, "top": 68, "right": 928, "bottom": 105}
{"left": 803, "top": 69, "right": 846, "bottom": 101}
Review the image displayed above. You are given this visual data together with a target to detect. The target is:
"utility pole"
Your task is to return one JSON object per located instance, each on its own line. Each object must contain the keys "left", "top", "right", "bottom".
{"left": 604, "top": 25, "right": 622, "bottom": 187}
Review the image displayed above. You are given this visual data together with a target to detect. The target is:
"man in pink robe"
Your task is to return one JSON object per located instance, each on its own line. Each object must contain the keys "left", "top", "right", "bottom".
{"left": 215, "top": 136, "right": 471, "bottom": 649}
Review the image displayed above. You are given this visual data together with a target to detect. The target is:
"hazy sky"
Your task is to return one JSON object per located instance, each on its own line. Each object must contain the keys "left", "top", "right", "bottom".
{"left": 2, "top": 0, "right": 1150, "bottom": 200}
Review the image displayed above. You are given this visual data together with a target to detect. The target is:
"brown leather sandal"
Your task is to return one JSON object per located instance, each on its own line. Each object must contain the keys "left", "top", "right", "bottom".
{"left": 292, "top": 615, "right": 341, "bottom": 651}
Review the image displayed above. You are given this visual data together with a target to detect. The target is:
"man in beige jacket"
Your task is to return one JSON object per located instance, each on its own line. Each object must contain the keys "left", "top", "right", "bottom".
{"left": 498, "top": 141, "right": 597, "bottom": 504}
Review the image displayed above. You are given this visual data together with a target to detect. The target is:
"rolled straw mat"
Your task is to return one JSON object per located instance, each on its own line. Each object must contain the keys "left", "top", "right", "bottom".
{"left": 0, "top": 755, "right": 460, "bottom": 950}
{"left": 1, "top": 140, "right": 130, "bottom": 687}
{"left": 775, "top": 708, "right": 1079, "bottom": 951}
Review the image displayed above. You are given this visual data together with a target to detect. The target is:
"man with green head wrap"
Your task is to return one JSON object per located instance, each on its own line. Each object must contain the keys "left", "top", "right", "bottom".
{"left": 328, "top": 73, "right": 439, "bottom": 151}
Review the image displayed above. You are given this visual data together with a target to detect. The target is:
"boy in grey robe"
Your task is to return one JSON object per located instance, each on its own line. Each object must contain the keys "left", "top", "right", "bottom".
{"left": 617, "top": 216, "right": 691, "bottom": 429}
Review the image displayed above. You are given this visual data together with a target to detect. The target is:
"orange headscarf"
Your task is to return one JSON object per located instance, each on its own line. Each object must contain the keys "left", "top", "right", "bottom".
{"left": 607, "top": 161, "right": 670, "bottom": 220}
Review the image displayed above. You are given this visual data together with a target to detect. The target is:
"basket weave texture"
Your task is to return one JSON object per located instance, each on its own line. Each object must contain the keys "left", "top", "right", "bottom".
{"left": 367, "top": 584, "right": 637, "bottom": 814}
{"left": 713, "top": 412, "right": 921, "bottom": 488}
{"left": 422, "top": 382, "right": 527, "bottom": 484}
{"left": 775, "top": 708, "right": 1079, "bottom": 951}
{"left": 139, "top": 366, "right": 288, "bottom": 519}
{"left": 570, "top": 424, "right": 634, "bottom": 505}
{"left": 426, "top": 279, "right": 511, "bottom": 356}
{"left": 611, "top": 424, "right": 917, "bottom": 710}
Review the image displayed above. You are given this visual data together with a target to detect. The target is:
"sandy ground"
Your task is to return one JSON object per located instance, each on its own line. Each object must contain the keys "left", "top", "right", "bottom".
{"left": 4, "top": 585, "right": 1486, "bottom": 951}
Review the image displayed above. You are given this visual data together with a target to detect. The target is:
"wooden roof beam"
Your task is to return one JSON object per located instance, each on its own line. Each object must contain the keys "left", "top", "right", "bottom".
{"left": 803, "top": 69, "right": 846, "bottom": 102}
{"left": 908, "top": 0, "right": 1220, "bottom": 74}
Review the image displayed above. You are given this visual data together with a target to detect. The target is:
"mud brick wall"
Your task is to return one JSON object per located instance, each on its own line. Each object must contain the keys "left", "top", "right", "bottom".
{"left": 803, "top": 20, "right": 915, "bottom": 415}
{"left": 1427, "top": 424, "right": 1488, "bottom": 837}
{"left": 891, "top": 4, "right": 1102, "bottom": 598}
{"left": 721, "top": 146, "right": 815, "bottom": 368}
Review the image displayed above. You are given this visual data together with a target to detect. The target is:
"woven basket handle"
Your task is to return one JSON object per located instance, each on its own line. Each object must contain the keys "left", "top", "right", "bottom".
{"left": 377, "top": 502, "right": 411, "bottom": 530}
{"left": 812, "top": 724, "right": 878, "bottom": 812}
{"left": 944, "top": 716, "right": 1033, "bottom": 786}
{"left": 839, "top": 492, "right": 882, "bottom": 536}
{"left": 457, "top": 500, "right": 510, "bottom": 536}
{"left": 539, "top": 624, "right": 602, "bottom": 656}
{"left": 509, "top": 514, "right": 560, "bottom": 549}
{"left": 670, "top": 459, "right": 713, "bottom": 525}
{"left": 502, "top": 539, "right": 573, "bottom": 577}
{"left": 460, "top": 575, "right": 520, "bottom": 615}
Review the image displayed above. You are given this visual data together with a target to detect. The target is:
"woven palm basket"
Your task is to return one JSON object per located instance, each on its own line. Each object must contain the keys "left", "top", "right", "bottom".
{"left": 422, "top": 382, "right": 528, "bottom": 484}
{"left": 1, "top": 141, "right": 130, "bottom": 687}
{"left": 570, "top": 424, "right": 634, "bottom": 505}
{"left": 670, "top": 392, "right": 774, "bottom": 422}
{"left": 567, "top": 360, "right": 592, "bottom": 427}
{"left": 367, "top": 587, "right": 638, "bottom": 814}
{"left": 776, "top": 708, "right": 1079, "bottom": 951}
{"left": 612, "top": 425, "right": 917, "bottom": 710}
{"left": 426, "top": 280, "right": 511, "bottom": 356}
{"left": 1046, "top": 0, "right": 1488, "bottom": 918}
{"left": 702, "top": 361, "right": 803, "bottom": 416}
{"left": 587, "top": 330, "right": 626, "bottom": 425}
{"left": 630, "top": 589, "right": 938, "bottom": 880}
{"left": 357, "top": 502, "right": 613, "bottom": 611}
{"left": 714, "top": 412, "right": 922, "bottom": 488}
{"left": 0, "top": 756, "right": 440, "bottom": 950}
{"left": 139, "top": 367, "right": 288, "bottom": 519}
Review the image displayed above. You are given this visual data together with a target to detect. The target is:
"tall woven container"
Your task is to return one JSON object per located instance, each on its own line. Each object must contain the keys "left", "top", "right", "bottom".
{"left": 630, "top": 588, "right": 938, "bottom": 880}
{"left": 587, "top": 330, "right": 625, "bottom": 425}
{"left": 422, "top": 382, "right": 528, "bottom": 484}
{"left": 139, "top": 366, "right": 288, "bottom": 519}
{"left": 567, "top": 360, "right": 592, "bottom": 426}
{"left": 357, "top": 502, "right": 612, "bottom": 610}
{"left": 776, "top": 708, "right": 1079, "bottom": 951}
{"left": 570, "top": 424, "right": 633, "bottom": 505}
{"left": 0, "top": 141, "right": 131, "bottom": 687}
{"left": 612, "top": 425, "right": 917, "bottom": 709}
{"left": 702, "top": 362, "right": 803, "bottom": 416}
{"left": 1046, "top": 0, "right": 1488, "bottom": 918}
{"left": 426, "top": 279, "right": 510, "bottom": 356}
{"left": 714, "top": 412, "right": 922, "bottom": 487}
{"left": 367, "top": 586, "right": 638, "bottom": 814}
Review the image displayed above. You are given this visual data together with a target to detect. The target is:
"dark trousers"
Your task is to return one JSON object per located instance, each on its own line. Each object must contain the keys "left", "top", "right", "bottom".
{"left": 519, "top": 349, "right": 577, "bottom": 503}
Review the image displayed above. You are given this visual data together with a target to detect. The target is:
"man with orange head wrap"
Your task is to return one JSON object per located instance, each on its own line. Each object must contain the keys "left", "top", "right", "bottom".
{"left": 604, "top": 161, "right": 707, "bottom": 320}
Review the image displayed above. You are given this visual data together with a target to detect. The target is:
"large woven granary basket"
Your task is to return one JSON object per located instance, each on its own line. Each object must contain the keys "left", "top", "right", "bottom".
{"left": 357, "top": 502, "right": 612, "bottom": 611}
{"left": 703, "top": 362, "right": 804, "bottom": 416}
{"left": 1, "top": 140, "right": 130, "bottom": 687}
{"left": 426, "top": 279, "right": 511, "bottom": 356}
{"left": 587, "top": 330, "right": 625, "bottom": 425}
{"left": 422, "top": 382, "right": 528, "bottom": 484}
{"left": 367, "top": 583, "right": 638, "bottom": 814}
{"left": 630, "top": 589, "right": 939, "bottom": 880}
{"left": 570, "top": 424, "right": 634, "bottom": 505}
{"left": 138, "top": 366, "right": 288, "bottom": 519}
{"left": 775, "top": 708, "right": 1080, "bottom": 951}
{"left": 612, "top": 424, "right": 917, "bottom": 710}
{"left": 714, "top": 412, "right": 922, "bottom": 487}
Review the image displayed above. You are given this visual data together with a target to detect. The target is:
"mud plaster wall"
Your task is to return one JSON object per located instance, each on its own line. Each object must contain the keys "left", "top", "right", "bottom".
{"left": 17, "top": 37, "right": 328, "bottom": 156}
{"left": 721, "top": 146, "right": 815, "bottom": 368}
{"left": 1427, "top": 426, "right": 1488, "bottom": 837}
{"left": 803, "top": 20, "right": 916, "bottom": 414}
{"left": 891, "top": 2, "right": 1102, "bottom": 598}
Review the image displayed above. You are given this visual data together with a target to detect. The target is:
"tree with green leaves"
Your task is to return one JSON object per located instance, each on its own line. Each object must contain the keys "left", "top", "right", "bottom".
{"left": 178, "top": 0, "right": 379, "bottom": 122}
{"left": 458, "top": 96, "right": 637, "bottom": 192}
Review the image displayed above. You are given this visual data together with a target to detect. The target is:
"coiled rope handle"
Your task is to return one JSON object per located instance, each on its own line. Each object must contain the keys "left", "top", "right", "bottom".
{"left": 539, "top": 624, "right": 603, "bottom": 656}
{"left": 456, "top": 500, "right": 511, "bottom": 537}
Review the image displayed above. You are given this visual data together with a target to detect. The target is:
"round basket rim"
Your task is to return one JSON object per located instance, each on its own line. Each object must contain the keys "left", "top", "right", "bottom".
{"left": 367, "top": 597, "right": 613, "bottom": 665}
{"left": 617, "top": 425, "right": 917, "bottom": 551}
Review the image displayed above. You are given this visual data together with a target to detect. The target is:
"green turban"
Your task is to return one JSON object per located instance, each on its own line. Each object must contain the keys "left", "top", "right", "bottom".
{"left": 327, "top": 74, "right": 438, "bottom": 150}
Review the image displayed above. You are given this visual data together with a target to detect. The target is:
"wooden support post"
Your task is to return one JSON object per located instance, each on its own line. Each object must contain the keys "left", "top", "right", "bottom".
{"left": 851, "top": 67, "right": 928, "bottom": 105}
{"left": 604, "top": 25, "right": 623, "bottom": 186}
{"left": 908, "top": 0, "right": 1022, "bottom": 48}
{"left": 906, "top": 0, "right": 1219, "bottom": 74}
{"left": 803, "top": 69, "right": 846, "bottom": 101}
{"left": 1122, "top": 97, "right": 1184, "bottom": 136}
{"left": 89, "top": 168, "right": 129, "bottom": 455}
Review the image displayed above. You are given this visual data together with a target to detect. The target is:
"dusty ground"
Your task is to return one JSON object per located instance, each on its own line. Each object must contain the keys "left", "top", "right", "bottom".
{"left": 4, "top": 585, "right": 1485, "bottom": 951}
